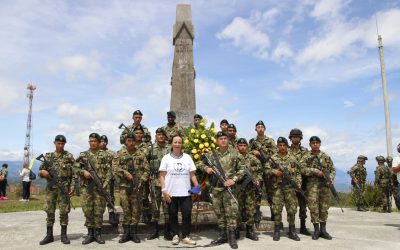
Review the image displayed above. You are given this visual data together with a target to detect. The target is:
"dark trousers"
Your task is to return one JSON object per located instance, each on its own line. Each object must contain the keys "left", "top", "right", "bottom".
{"left": 22, "top": 181, "right": 31, "bottom": 200}
{"left": 168, "top": 196, "right": 192, "bottom": 238}
{"left": 0, "top": 179, "right": 7, "bottom": 196}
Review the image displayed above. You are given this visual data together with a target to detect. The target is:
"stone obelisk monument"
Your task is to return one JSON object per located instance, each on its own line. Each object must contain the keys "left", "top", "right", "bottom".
{"left": 170, "top": 4, "right": 196, "bottom": 127}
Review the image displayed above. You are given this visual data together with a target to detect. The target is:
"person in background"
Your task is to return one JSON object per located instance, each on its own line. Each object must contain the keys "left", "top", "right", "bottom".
{"left": 19, "top": 162, "right": 31, "bottom": 201}
{"left": 0, "top": 163, "right": 9, "bottom": 200}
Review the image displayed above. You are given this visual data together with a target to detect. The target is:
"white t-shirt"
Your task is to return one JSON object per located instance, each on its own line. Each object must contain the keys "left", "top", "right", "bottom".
{"left": 20, "top": 168, "right": 31, "bottom": 182}
{"left": 159, "top": 152, "right": 196, "bottom": 197}
{"left": 393, "top": 156, "right": 400, "bottom": 182}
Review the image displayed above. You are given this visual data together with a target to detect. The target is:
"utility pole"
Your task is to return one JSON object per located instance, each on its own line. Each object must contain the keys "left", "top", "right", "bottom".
{"left": 24, "top": 83, "right": 36, "bottom": 165}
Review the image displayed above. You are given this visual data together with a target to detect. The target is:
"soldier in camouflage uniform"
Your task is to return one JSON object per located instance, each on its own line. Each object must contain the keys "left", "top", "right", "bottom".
{"left": 265, "top": 137, "right": 301, "bottom": 241}
{"left": 386, "top": 156, "right": 400, "bottom": 209}
{"left": 227, "top": 124, "right": 238, "bottom": 148}
{"left": 288, "top": 128, "right": 310, "bottom": 235}
{"left": 147, "top": 128, "right": 172, "bottom": 240}
{"left": 99, "top": 135, "right": 118, "bottom": 226}
{"left": 74, "top": 133, "right": 113, "bottom": 244}
{"left": 374, "top": 155, "right": 392, "bottom": 213}
{"left": 163, "top": 111, "right": 185, "bottom": 141}
{"left": 113, "top": 132, "right": 150, "bottom": 243}
{"left": 236, "top": 138, "right": 261, "bottom": 241}
{"left": 200, "top": 131, "right": 245, "bottom": 249}
{"left": 193, "top": 114, "right": 203, "bottom": 128}
{"left": 348, "top": 155, "right": 368, "bottom": 211}
{"left": 220, "top": 119, "right": 229, "bottom": 133}
{"left": 120, "top": 110, "right": 151, "bottom": 144}
{"left": 303, "top": 136, "right": 335, "bottom": 240}
{"left": 249, "top": 120, "right": 277, "bottom": 223}
{"left": 38, "top": 135, "right": 76, "bottom": 245}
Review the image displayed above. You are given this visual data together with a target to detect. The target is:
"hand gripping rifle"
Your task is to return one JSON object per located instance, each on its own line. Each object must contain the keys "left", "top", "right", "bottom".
{"left": 126, "top": 159, "right": 143, "bottom": 210}
{"left": 85, "top": 154, "right": 115, "bottom": 210}
{"left": 242, "top": 168, "right": 263, "bottom": 196}
{"left": 36, "top": 154, "right": 75, "bottom": 209}
{"left": 312, "top": 155, "right": 344, "bottom": 213}
{"left": 249, "top": 139, "right": 268, "bottom": 164}
{"left": 202, "top": 154, "right": 238, "bottom": 205}
{"left": 267, "top": 157, "right": 309, "bottom": 203}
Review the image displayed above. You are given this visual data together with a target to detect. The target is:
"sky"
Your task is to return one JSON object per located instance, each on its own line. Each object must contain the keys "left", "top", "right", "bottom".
{"left": 0, "top": 0, "right": 399, "bottom": 176}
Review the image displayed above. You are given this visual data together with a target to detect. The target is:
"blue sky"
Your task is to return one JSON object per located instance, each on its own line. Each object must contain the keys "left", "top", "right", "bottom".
{"left": 1, "top": 0, "right": 399, "bottom": 175}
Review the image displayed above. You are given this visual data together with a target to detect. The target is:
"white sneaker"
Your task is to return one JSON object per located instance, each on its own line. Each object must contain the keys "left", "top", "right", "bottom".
{"left": 172, "top": 235, "right": 180, "bottom": 245}
{"left": 19, "top": 199, "right": 26, "bottom": 202}
{"left": 181, "top": 236, "right": 196, "bottom": 245}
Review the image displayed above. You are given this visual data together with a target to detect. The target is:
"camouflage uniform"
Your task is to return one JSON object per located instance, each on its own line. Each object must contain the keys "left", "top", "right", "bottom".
{"left": 162, "top": 123, "right": 185, "bottom": 141}
{"left": 120, "top": 124, "right": 151, "bottom": 144}
{"left": 74, "top": 150, "right": 113, "bottom": 229}
{"left": 375, "top": 161, "right": 392, "bottom": 212}
{"left": 40, "top": 151, "right": 76, "bottom": 226}
{"left": 348, "top": 162, "right": 367, "bottom": 210}
{"left": 229, "top": 137, "right": 238, "bottom": 149}
{"left": 104, "top": 149, "right": 116, "bottom": 215}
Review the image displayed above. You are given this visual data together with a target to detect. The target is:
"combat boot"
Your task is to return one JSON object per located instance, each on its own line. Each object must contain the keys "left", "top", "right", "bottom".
{"left": 272, "top": 224, "right": 280, "bottom": 241}
{"left": 361, "top": 205, "right": 369, "bottom": 211}
{"left": 210, "top": 228, "right": 227, "bottom": 245}
{"left": 245, "top": 224, "right": 258, "bottom": 241}
{"left": 82, "top": 228, "right": 95, "bottom": 245}
{"left": 108, "top": 212, "right": 118, "bottom": 226}
{"left": 60, "top": 225, "right": 70, "bottom": 244}
{"left": 164, "top": 223, "right": 173, "bottom": 240}
{"left": 94, "top": 228, "right": 105, "bottom": 244}
{"left": 319, "top": 222, "right": 332, "bottom": 240}
{"left": 142, "top": 210, "right": 151, "bottom": 224}
{"left": 299, "top": 219, "right": 311, "bottom": 235}
{"left": 119, "top": 224, "right": 131, "bottom": 243}
{"left": 147, "top": 222, "right": 159, "bottom": 240}
{"left": 228, "top": 229, "right": 238, "bottom": 249}
{"left": 312, "top": 223, "right": 320, "bottom": 240}
{"left": 255, "top": 205, "right": 262, "bottom": 223}
{"left": 39, "top": 225, "right": 54, "bottom": 245}
{"left": 287, "top": 225, "right": 300, "bottom": 241}
{"left": 130, "top": 224, "right": 141, "bottom": 243}
{"left": 235, "top": 228, "right": 240, "bottom": 239}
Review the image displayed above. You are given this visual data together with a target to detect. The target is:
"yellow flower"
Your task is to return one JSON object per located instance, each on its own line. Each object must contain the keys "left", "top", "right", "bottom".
{"left": 211, "top": 143, "right": 215, "bottom": 148}
{"left": 212, "top": 137, "right": 216, "bottom": 143}
{"left": 199, "top": 143, "right": 204, "bottom": 149}
{"left": 192, "top": 149, "right": 197, "bottom": 154}
{"left": 193, "top": 139, "right": 199, "bottom": 143}
{"left": 211, "top": 127, "right": 217, "bottom": 133}
{"left": 190, "top": 129, "right": 196, "bottom": 134}
{"left": 194, "top": 154, "right": 200, "bottom": 159}
{"left": 201, "top": 134, "right": 206, "bottom": 139}
{"left": 199, "top": 122, "right": 205, "bottom": 127}
{"left": 204, "top": 142, "right": 209, "bottom": 147}
{"left": 184, "top": 139, "right": 189, "bottom": 145}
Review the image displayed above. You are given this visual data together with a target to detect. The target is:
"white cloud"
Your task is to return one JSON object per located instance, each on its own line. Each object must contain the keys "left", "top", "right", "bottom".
{"left": 310, "top": 0, "right": 349, "bottom": 21}
{"left": 272, "top": 41, "right": 294, "bottom": 61}
{"left": 279, "top": 80, "right": 303, "bottom": 90}
{"left": 56, "top": 103, "right": 107, "bottom": 122}
{"left": 0, "top": 77, "right": 23, "bottom": 111}
{"left": 267, "top": 90, "right": 284, "bottom": 100}
{"left": 343, "top": 100, "right": 354, "bottom": 108}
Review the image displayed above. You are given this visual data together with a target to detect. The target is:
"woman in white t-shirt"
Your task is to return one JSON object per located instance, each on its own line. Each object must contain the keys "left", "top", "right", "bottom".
{"left": 19, "top": 162, "right": 31, "bottom": 201}
{"left": 160, "top": 134, "right": 200, "bottom": 246}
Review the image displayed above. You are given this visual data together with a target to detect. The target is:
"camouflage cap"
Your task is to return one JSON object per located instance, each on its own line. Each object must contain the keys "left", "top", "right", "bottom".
{"left": 167, "top": 111, "right": 176, "bottom": 118}
{"left": 227, "top": 124, "right": 237, "bottom": 131}
{"left": 100, "top": 135, "right": 108, "bottom": 143}
{"left": 54, "top": 134, "right": 67, "bottom": 143}
{"left": 133, "top": 110, "right": 143, "bottom": 116}
{"left": 125, "top": 132, "right": 137, "bottom": 141}
{"left": 133, "top": 125, "right": 144, "bottom": 132}
{"left": 237, "top": 138, "right": 248, "bottom": 145}
{"left": 155, "top": 127, "right": 168, "bottom": 137}
{"left": 309, "top": 136, "right": 321, "bottom": 143}
{"left": 255, "top": 120, "right": 265, "bottom": 128}
{"left": 386, "top": 156, "right": 393, "bottom": 162}
{"left": 194, "top": 114, "right": 203, "bottom": 119}
{"left": 89, "top": 133, "right": 101, "bottom": 141}
{"left": 277, "top": 136, "right": 289, "bottom": 146}
{"left": 376, "top": 155, "right": 385, "bottom": 162}
{"left": 357, "top": 155, "right": 368, "bottom": 160}
{"left": 215, "top": 131, "right": 228, "bottom": 138}
{"left": 220, "top": 119, "right": 229, "bottom": 125}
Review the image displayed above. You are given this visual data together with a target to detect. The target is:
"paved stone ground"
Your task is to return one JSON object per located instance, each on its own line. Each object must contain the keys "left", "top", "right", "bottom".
{"left": 0, "top": 206, "right": 399, "bottom": 249}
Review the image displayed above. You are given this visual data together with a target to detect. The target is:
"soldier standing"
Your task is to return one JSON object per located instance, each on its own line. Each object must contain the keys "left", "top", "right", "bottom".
{"left": 193, "top": 114, "right": 203, "bottom": 128}
{"left": 201, "top": 131, "right": 245, "bottom": 249}
{"left": 386, "top": 156, "right": 400, "bottom": 209}
{"left": 113, "top": 132, "right": 150, "bottom": 243}
{"left": 38, "top": 135, "right": 75, "bottom": 245}
{"left": 219, "top": 119, "right": 229, "bottom": 133}
{"left": 348, "top": 155, "right": 368, "bottom": 211}
{"left": 120, "top": 110, "right": 151, "bottom": 144}
{"left": 266, "top": 137, "right": 301, "bottom": 241}
{"left": 288, "top": 128, "right": 310, "bottom": 235}
{"left": 249, "top": 120, "right": 276, "bottom": 223}
{"left": 147, "top": 128, "right": 173, "bottom": 240}
{"left": 74, "top": 133, "right": 113, "bottom": 244}
{"left": 303, "top": 136, "right": 335, "bottom": 240}
{"left": 236, "top": 138, "right": 261, "bottom": 241}
{"left": 99, "top": 135, "right": 118, "bottom": 226}
{"left": 374, "top": 155, "right": 392, "bottom": 213}
{"left": 163, "top": 111, "right": 184, "bottom": 140}
{"left": 227, "top": 124, "right": 238, "bottom": 148}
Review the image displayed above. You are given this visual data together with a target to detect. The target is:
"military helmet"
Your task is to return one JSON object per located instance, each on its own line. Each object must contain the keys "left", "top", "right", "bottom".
{"left": 237, "top": 138, "right": 248, "bottom": 145}
{"left": 376, "top": 155, "right": 385, "bottom": 162}
{"left": 133, "top": 125, "right": 144, "bottom": 132}
{"left": 54, "top": 134, "right": 67, "bottom": 143}
{"left": 277, "top": 137, "right": 289, "bottom": 146}
{"left": 357, "top": 155, "right": 368, "bottom": 160}
{"left": 289, "top": 128, "right": 303, "bottom": 139}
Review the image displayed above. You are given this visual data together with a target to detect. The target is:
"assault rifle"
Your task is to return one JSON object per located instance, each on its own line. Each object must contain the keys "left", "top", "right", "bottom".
{"left": 148, "top": 141, "right": 159, "bottom": 212}
{"left": 202, "top": 154, "right": 238, "bottom": 205}
{"left": 312, "top": 155, "right": 344, "bottom": 213}
{"left": 126, "top": 158, "right": 143, "bottom": 210}
{"left": 242, "top": 168, "right": 263, "bottom": 195}
{"left": 84, "top": 154, "right": 115, "bottom": 210}
{"left": 267, "top": 157, "right": 309, "bottom": 203}
{"left": 249, "top": 139, "right": 268, "bottom": 164}
{"left": 36, "top": 154, "right": 75, "bottom": 209}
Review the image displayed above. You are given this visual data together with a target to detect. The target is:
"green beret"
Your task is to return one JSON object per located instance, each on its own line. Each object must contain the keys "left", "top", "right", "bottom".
{"left": 125, "top": 132, "right": 137, "bottom": 141}
{"left": 100, "top": 135, "right": 108, "bottom": 143}
{"left": 376, "top": 155, "right": 385, "bottom": 162}
{"left": 133, "top": 125, "right": 144, "bottom": 132}
{"left": 237, "top": 138, "right": 248, "bottom": 145}
{"left": 133, "top": 110, "right": 143, "bottom": 116}
{"left": 89, "top": 133, "right": 101, "bottom": 141}
{"left": 167, "top": 111, "right": 176, "bottom": 118}
{"left": 220, "top": 119, "right": 229, "bottom": 125}
{"left": 255, "top": 120, "right": 265, "bottom": 128}
{"left": 277, "top": 137, "right": 288, "bottom": 146}
{"left": 156, "top": 127, "right": 168, "bottom": 137}
{"left": 54, "top": 134, "right": 67, "bottom": 143}
{"left": 386, "top": 156, "right": 393, "bottom": 162}
{"left": 309, "top": 136, "right": 321, "bottom": 143}
{"left": 227, "top": 124, "right": 237, "bottom": 131}
{"left": 357, "top": 155, "right": 368, "bottom": 160}
{"left": 215, "top": 131, "right": 228, "bottom": 138}
{"left": 194, "top": 114, "right": 203, "bottom": 119}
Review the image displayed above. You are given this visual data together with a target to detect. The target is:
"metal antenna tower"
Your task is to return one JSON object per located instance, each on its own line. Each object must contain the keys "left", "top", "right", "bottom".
{"left": 24, "top": 83, "right": 36, "bottom": 165}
